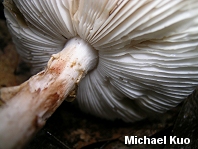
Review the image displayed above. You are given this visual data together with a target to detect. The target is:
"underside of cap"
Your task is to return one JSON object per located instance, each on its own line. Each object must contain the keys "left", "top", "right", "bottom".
{"left": 4, "top": 0, "right": 198, "bottom": 122}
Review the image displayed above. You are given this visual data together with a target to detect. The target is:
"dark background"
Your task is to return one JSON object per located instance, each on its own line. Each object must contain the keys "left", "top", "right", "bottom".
{"left": 0, "top": 1, "right": 5, "bottom": 20}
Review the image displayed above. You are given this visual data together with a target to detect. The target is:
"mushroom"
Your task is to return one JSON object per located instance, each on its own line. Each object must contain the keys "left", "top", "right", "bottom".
{"left": 1, "top": 0, "right": 198, "bottom": 148}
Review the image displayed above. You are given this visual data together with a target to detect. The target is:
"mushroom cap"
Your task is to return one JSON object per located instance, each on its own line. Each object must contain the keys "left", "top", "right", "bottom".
{"left": 4, "top": 0, "right": 198, "bottom": 122}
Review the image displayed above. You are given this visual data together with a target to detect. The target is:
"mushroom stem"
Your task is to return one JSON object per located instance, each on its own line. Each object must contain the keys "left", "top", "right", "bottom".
{"left": 0, "top": 37, "right": 98, "bottom": 149}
